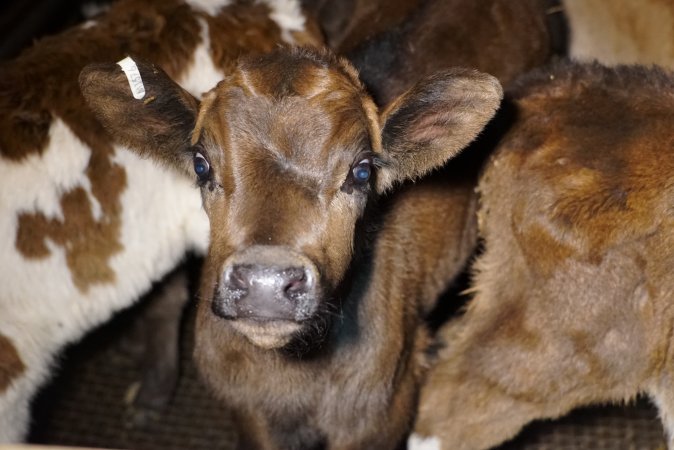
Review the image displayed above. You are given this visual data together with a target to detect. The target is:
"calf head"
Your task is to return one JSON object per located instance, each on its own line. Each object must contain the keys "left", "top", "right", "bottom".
{"left": 80, "top": 48, "right": 501, "bottom": 351}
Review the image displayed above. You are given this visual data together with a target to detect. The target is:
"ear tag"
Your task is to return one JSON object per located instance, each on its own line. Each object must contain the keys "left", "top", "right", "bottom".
{"left": 117, "top": 56, "right": 146, "bottom": 100}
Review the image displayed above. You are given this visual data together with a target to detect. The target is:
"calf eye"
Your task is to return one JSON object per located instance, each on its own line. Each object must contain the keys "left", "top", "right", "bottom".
{"left": 341, "top": 153, "right": 377, "bottom": 194}
{"left": 193, "top": 152, "right": 210, "bottom": 179}
{"left": 352, "top": 159, "right": 371, "bottom": 183}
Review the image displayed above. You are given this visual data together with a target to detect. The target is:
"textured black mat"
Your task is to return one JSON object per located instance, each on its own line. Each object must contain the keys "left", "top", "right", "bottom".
{"left": 500, "top": 400, "right": 664, "bottom": 450}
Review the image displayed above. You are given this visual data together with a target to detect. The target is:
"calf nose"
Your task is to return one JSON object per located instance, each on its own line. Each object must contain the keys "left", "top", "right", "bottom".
{"left": 217, "top": 263, "right": 316, "bottom": 321}
{"left": 225, "top": 265, "right": 312, "bottom": 300}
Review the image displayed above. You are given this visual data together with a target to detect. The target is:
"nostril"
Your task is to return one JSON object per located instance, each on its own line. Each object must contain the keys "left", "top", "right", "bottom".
{"left": 284, "top": 278, "right": 305, "bottom": 294}
{"left": 282, "top": 267, "right": 310, "bottom": 299}
{"left": 226, "top": 265, "right": 250, "bottom": 292}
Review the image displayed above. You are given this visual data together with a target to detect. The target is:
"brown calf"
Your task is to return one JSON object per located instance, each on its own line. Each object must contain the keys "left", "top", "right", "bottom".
{"left": 413, "top": 62, "right": 674, "bottom": 449}
{"left": 80, "top": 47, "right": 501, "bottom": 449}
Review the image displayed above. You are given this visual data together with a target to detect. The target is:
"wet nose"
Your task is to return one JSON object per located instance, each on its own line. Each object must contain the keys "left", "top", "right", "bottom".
{"left": 225, "top": 264, "right": 313, "bottom": 300}
{"left": 215, "top": 263, "right": 316, "bottom": 321}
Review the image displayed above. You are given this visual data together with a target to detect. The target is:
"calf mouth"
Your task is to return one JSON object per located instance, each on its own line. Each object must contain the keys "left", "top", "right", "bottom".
{"left": 212, "top": 301, "right": 334, "bottom": 352}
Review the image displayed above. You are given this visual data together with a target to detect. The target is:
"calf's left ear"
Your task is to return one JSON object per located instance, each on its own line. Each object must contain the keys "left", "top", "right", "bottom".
{"left": 79, "top": 57, "right": 199, "bottom": 177}
{"left": 377, "top": 68, "right": 502, "bottom": 192}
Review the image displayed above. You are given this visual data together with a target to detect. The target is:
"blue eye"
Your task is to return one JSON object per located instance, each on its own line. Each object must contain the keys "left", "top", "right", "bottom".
{"left": 193, "top": 152, "right": 210, "bottom": 179}
{"left": 352, "top": 160, "right": 371, "bottom": 183}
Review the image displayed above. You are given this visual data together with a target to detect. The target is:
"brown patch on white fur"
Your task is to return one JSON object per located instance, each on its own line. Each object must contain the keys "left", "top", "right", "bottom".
{"left": 0, "top": 333, "right": 25, "bottom": 393}
{"left": 15, "top": 141, "right": 126, "bottom": 292}
{"left": 0, "top": 0, "right": 201, "bottom": 162}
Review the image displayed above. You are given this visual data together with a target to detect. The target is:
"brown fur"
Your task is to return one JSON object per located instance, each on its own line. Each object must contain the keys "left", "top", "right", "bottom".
{"left": 81, "top": 47, "right": 502, "bottom": 449}
{"left": 302, "top": 0, "right": 423, "bottom": 52}
{"left": 415, "top": 62, "right": 674, "bottom": 449}
{"left": 207, "top": 2, "right": 323, "bottom": 66}
{"left": 347, "top": 0, "right": 555, "bottom": 106}
{"left": 0, "top": 334, "right": 25, "bottom": 393}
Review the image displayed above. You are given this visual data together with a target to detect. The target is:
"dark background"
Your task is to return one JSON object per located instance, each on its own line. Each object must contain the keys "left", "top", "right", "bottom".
{"left": 0, "top": 0, "right": 108, "bottom": 61}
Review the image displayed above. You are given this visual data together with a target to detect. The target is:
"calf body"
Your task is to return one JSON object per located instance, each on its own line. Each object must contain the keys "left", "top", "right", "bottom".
{"left": 0, "top": 0, "right": 318, "bottom": 441}
{"left": 81, "top": 47, "right": 501, "bottom": 449}
{"left": 413, "top": 63, "right": 674, "bottom": 449}
{"left": 345, "top": 0, "right": 558, "bottom": 105}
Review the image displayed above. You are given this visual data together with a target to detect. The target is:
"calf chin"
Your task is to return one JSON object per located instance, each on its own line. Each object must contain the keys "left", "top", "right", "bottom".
{"left": 228, "top": 319, "right": 303, "bottom": 350}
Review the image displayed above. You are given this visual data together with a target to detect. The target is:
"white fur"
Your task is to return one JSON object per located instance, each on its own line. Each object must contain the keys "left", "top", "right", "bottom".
{"left": 185, "top": 0, "right": 232, "bottom": 17}
{"left": 263, "top": 0, "right": 306, "bottom": 44}
{"left": 180, "top": 18, "right": 227, "bottom": 98}
{"left": 408, "top": 434, "right": 441, "bottom": 450}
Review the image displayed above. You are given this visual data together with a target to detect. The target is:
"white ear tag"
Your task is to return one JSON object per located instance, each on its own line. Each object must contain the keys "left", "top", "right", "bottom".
{"left": 117, "top": 56, "right": 146, "bottom": 100}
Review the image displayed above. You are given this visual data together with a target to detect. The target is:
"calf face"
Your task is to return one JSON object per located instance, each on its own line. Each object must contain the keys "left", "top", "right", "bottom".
{"left": 81, "top": 47, "right": 501, "bottom": 352}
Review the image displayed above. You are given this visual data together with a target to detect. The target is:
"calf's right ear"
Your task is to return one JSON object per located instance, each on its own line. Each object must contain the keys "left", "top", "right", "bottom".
{"left": 377, "top": 68, "right": 502, "bottom": 192}
{"left": 79, "top": 57, "right": 198, "bottom": 177}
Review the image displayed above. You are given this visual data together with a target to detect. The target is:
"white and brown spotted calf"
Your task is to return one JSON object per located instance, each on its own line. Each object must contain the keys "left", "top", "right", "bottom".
{"left": 80, "top": 47, "right": 502, "bottom": 449}
{"left": 412, "top": 63, "right": 674, "bottom": 449}
{"left": 0, "top": 0, "right": 320, "bottom": 442}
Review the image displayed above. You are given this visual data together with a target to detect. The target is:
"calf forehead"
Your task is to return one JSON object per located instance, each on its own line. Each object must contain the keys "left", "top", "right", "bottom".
{"left": 199, "top": 53, "right": 377, "bottom": 183}
{"left": 228, "top": 95, "right": 371, "bottom": 172}
{"left": 235, "top": 49, "right": 364, "bottom": 100}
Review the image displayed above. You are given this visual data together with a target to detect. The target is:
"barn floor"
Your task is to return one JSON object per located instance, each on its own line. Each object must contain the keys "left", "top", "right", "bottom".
{"left": 28, "top": 297, "right": 666, "bottom": 450}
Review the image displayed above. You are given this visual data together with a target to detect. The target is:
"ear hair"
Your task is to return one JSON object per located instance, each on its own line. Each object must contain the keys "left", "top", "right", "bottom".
{"left": 377, "top": 68, "right": 502, "bottom": 192}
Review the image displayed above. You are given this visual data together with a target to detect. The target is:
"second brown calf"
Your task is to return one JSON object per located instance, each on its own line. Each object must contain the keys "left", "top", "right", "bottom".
{"left": 413, "top": 62, "right": 674, "bottom": 449}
